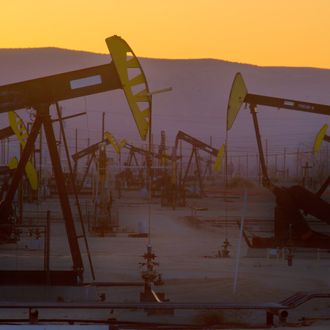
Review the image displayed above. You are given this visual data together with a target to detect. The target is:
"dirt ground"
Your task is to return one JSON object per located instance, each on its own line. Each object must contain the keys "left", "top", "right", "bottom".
{"left": 0, "top": 186, "right": 329, "bottom": 329}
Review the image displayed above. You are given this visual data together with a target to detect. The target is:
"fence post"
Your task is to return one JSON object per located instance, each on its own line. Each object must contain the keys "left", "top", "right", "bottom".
{"left": 283, "top": 148, "right": 287, "bottom": 180}
{"left": 246, "top": 153, "right": 249, "bottom": 179}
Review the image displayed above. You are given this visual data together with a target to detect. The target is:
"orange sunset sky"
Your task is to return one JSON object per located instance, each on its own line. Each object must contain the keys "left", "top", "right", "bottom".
{"left": 1, "top": 0, "right": 329, "bottom": 68}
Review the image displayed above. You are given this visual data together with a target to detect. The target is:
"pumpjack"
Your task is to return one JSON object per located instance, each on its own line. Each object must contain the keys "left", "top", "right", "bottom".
{"left": 174, "top": 130, "right": 223, "bottom": 197}
{"left": 92, "top": 142, "right": 114, "bottom": 235}
{"left": 227, "top": 73, "right": 330, "bottom": 250}
{"left": 71, "top": 130, "right": 120, "bottom": 194}
{"left": 118, "top": 143, "right": 149, "bottom": 190}
{"left": 312, "top": 124, "right": 330, "bottom": 198}
{"left": 0, "top": 35, "right": 151, "bottom": 285}
{"left": 73, "top": 131, "right": 130, "bottom": 233}
{"left": 0, "top": 126, "right": 15, "bottom": 204}
{"left": 73, "top": 139, "right": 114, "bottom": 234}
{"left": 72, "top": 137, "right": 108, "bottom": 194}
{"left": 117, "top": 138, "right": 172, "bottom": 195}
{"left": 123, "top": 132, "right": 170, "bottom": 170}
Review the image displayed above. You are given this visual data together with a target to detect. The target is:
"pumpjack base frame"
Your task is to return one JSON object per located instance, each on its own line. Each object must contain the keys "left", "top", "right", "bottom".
{"left": 242, "top": 185, "right": 330, "bottom": 250}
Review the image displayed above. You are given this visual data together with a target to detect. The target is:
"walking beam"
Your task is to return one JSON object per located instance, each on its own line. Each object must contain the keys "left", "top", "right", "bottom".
{"left": 226, "top": 72, "right": 330, "bottom": 132}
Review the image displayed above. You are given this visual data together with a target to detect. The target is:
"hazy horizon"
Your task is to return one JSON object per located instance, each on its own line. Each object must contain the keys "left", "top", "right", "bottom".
{"left": 0, "top": 47, "right": 329, "bottom": 177}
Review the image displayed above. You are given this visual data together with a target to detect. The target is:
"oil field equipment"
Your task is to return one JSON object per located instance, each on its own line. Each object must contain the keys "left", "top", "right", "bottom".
{"left": 313, "top": 124, "right": 330, "bottom": 195}
{"left": 0, "top": 35, "right": 151, "bottom": 285}
{"left": 117, "top": 139, "right": 172, "bottom": 194}
{"left": 314, "top": 124, "right": 330, "bottom": 154}
{"left": 174, "top": 130, "right": 224, "bottom": 197}
{"left": 227, "top": 72, "right": 330, "bottom": 251}
{"left": 139, "top": 244, "right": 167, "bottom": 303}
{"left": 72, "top": 136, "right": 109, "bottom": 194}
{"left": 0, "top": 126, "right": 15, "bottom": 211}
{"left": 72, "top": 130, "right": 124, "bottom": 194}
{"left": 91, "top": 142, "right": 114, "bottom": 235}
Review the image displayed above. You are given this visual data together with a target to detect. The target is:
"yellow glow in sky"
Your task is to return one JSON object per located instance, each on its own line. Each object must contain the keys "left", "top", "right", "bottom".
{"left": 1, "top": 0, "right": 330, "bottom": 68}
